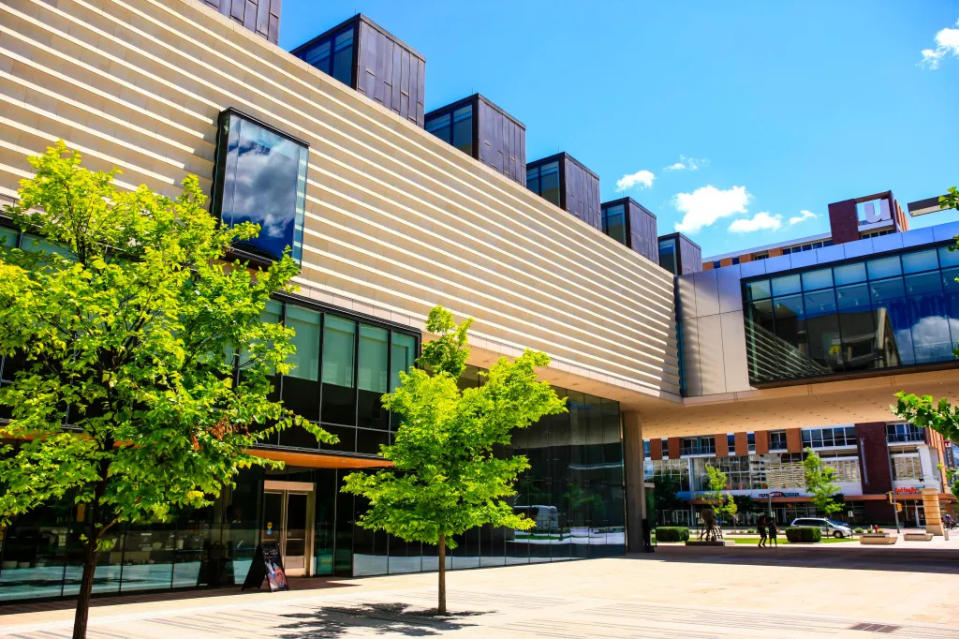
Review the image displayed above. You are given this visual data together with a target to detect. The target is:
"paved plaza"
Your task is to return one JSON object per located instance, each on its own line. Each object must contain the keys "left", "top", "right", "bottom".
{"left": 1, "top": 546, "right": 958, "bottom": 639}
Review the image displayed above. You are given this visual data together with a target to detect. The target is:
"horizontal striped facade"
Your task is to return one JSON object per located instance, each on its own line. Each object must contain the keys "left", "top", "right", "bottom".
{"left": 0, "top": 0, "right": 680, "bottom": 407}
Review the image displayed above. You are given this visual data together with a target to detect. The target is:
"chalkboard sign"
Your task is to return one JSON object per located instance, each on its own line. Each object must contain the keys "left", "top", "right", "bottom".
{"left": 241, "top": 543, "right": 289, "bottom": 592}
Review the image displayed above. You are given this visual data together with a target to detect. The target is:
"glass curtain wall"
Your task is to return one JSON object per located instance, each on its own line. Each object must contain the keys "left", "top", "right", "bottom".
{"left": 744, "top": 243, "right": 959, "bottom": 384}
{"left": 0, "top": 469, "right": 263, "bottom": 602}
{"left": 243, "top": 299, "right": 420, "bottom": 455}
{"left": 348, "top": 374, "right": 625, "bottom": 576}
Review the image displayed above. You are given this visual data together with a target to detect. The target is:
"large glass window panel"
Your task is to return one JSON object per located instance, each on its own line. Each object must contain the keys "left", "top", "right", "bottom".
{"left": 302, "top": 38, "right": 331, "bottom": 71}
{"left": 0, "top": 226, "right": 17, "bottom": 248}
{"left": 390, "top": 332, "right": 416, "bottom": 392}
{"left": 836, "top": 283, "right": 870, "bottom": 311}
{"left": 870, "top": 277, "right": 905, "bottom": 304}
{"left": 839, "top": 310, "right": 877, "bottom": 371}
{"left": 937, "top": 244, "right": 959, "bottom": 267}
{"left": 902, "top": 249, "right": 939, "bottom": 274}
{"left": 332, "top": 29, "right": 354, "bottom": 86}
{"left": 425, "top": 113, "right": 451, "bottom": 143}
{"left": 867, "top": 255, "right": 902, "bottom": 280}
{"left": 804, "top": 289, "right": 837, "bottom": 316}
{"left": 658, "top": 239, "right": 677, "bottom": 274}
{"left": 805, "top": 313, "right": 842, "bottom": 369}
{"left": 526, "top": 166, "right": 540, "bottom": 195}
{"left": 321, "top": 315, "right": 356, "bottom": 426}
{"left": 286, "top": 306, "right": 321, "bottom": 380}
{"left": 802, "top": 268, "right": 833, "bottom": 291}
{"left": 834, "top": 262, "right": 866, "bottom": 285}
{"left": 215, "top": 111, "right": 309, "bottom": 263}
{"left": 602, "top": 204, "right": 627, "bottom": 245}
{"left": 357, "top": 324, "right": 388, "bottom": 429}
{"left": 771, "top": 274, "right": 801, "bottom": 297}
{"left": 451, "top": 105, "right": 473, "bottom": 155}
{"left": 746, "top": 279, "right": 771, "bottom": 301}
{"left": 538, "top": 161, "right": 560, "bottom": 206}
{"left": 772, "top": 294, "right": 805, "bottom": 348}
{"left": 909, "top": 290, "right": 953, "bottom": 363}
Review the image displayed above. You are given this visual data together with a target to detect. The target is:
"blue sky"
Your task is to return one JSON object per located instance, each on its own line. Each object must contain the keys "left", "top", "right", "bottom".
{"left": 279, "top": 2, "right": 959, "bottom": 258}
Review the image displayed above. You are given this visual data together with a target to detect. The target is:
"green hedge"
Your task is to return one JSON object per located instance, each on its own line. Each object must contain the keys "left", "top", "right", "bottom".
{"left": 786, "top": 526, "right": 822, "bottom": 543}
{"left": 655, "top": 526, "right": 690, "bottom": 542}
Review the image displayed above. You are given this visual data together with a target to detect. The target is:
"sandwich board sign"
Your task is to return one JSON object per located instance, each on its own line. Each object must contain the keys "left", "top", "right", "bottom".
{"left": 241, "top": 542, "right": 289, "bottom": 592}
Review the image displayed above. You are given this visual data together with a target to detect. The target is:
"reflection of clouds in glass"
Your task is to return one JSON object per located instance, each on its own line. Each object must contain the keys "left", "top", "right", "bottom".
{"left": 221, "top": 116, "right": 306, "bottom": 260}
{"left": 895, "top": 315, "right": 959, "bottom": 361}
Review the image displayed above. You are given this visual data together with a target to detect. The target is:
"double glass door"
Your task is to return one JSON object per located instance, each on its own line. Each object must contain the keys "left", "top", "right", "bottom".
{"left": 262, "top": 481, "right": 315, "bottom": 577}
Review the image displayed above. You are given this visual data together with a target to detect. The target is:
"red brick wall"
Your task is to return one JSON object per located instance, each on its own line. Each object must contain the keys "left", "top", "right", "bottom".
{"left": 734, "top": 432, "right": 748, "bottom": 456}
{"left": 650, "top": 438, "right": 662, "bottom": 461}
{"left": 828, "top": 198, "right": 859, "bottom": 244}
{"left": 668, "top": 437, "right": 681, "bottom": 460}
{"left": 755, "top": 430, "right": 769, "bottom": 455}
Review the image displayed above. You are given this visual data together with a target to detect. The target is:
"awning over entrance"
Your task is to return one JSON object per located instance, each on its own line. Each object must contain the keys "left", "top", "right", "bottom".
{"left": 246, "top": 448, "right": 393, "bottom": 470}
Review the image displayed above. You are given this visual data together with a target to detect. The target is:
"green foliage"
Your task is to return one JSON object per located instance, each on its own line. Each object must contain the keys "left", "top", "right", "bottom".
{"left": 704, "top": 464, "right": 738, "bottom": 520}
{"left": 652, "top": 472, "right": 686, "bottom": 514}
{"left": 802, "top": 448, "right": 842, "bottom": 516}
{"left": 0, "top": 142, "right": 331, "bottom": 543}
{"left": 654, "top": 526, "right": 689, "bottom": 542}
{"left": 941, "top": 464, "right": 959, "bottom": 502}
{"left": 786, "top": 526, "right": 822, "bottom": 543}
{"left": 939, "top": 186, "right": 958, "bottom": 212}
{"left": 341, "top": 306, "right": 566, "bottom": 549}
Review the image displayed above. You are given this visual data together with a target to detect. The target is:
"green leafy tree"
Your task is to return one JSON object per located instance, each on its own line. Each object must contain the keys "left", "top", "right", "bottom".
{"left": 893, "top": 186, "right": 959, "bottom": 444}
{"left": 0, "top": 143, "right": 331, "bottom": 639}
{"left": 704, "top": 464, "right": 738, "bottom": 522}
{"left": 342, "top": 307, "right": 565, "bottom": 614}
{"left": 649, "top": 472, "right": 686, "bottom": 527}
{"left": 802, "top": 448, "right": 842, "bottom": 516}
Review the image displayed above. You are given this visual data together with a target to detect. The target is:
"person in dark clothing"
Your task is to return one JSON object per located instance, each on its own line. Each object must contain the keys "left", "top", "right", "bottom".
{"left": 758, "top": 516, "right": 767, "bottom": 548}
{"left": 767, "top": 518, "right": 778, "bottom": 547}
{"left": 641, "top": 518, "right": 654, "bottom": 553}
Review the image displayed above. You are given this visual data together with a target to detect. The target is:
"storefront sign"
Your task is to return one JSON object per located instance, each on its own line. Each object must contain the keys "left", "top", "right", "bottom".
{"left": 894, "top": 487, "right": 922, "bottom": 495}
{"left": 241, "top": 543, "right": 290, "bottom": 592}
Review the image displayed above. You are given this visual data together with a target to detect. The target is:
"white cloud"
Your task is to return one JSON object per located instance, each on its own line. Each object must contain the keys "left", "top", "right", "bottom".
{"left": 616, "top": 169, "right": 655, "bottom": 192}
{"left": 729, "top": 211, "right": 783, "bottom": 233}
{"left": 788, "top": 209, "right": 818, "bottom": 225}
{"left": 664, "top": 155, "right": 709, "bottom": 172}
{"left": 920, "top": 18, "right": 959, "bottom": 69}
{"left": 673, "top": 185, "right": 750, "bottom": 234}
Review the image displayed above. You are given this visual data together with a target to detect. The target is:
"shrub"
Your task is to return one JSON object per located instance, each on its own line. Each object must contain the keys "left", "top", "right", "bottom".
{"left": 655, "top": 526, "right": 690, "bottom": 542}
{"left": 854, "top": 527, "right": 865, "bottom": 534}
{"left": 786, "top": 526, "right": 822, "bottom": 543}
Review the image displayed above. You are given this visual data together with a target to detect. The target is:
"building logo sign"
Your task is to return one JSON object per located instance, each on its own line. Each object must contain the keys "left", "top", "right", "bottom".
{"left": 857, "top": 196, "right": 892, "bottom": 225}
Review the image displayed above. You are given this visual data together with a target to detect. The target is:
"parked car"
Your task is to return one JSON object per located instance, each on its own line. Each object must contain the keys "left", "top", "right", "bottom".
{"left": 789, "top": 517, "right": 854, "bottom": 538}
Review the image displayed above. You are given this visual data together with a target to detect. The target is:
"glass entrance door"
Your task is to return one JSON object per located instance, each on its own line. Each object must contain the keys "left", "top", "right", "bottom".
{"left": 262, "top": 481, "right": 314, "bottom": 577}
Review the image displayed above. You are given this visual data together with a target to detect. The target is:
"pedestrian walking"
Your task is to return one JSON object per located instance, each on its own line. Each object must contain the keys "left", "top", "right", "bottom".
{"left": 758, "top": 516, "right": 767, "bottom": 548}
{"left": 767, "top": 518, "right": 778, "bottom": 547}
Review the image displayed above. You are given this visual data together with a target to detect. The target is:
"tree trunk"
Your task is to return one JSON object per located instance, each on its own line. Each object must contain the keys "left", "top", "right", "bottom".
{"left": 437, "top": 533, "right": 446, "bottom": 615}
{"left": 72, "top": 534, "right": 98, "bottom": 639}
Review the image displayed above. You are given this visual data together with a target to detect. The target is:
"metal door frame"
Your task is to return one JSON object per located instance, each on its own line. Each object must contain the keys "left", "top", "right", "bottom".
{"left": 263, "top": 480, "right": 315, "bottom": 577}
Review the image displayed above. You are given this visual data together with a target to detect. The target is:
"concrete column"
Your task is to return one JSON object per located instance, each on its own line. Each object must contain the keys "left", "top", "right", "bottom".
{"left": 622, "top": 411, "right": 647, "bottom": 553}
{"left": 922, "top": 487, "right": 944, "bottom": 535}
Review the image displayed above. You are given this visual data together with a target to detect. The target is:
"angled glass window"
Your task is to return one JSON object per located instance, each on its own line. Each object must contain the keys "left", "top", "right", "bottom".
{"left": 0, "top": 226, "right": 17, "bottom": 248}
{"left": 213, "top": 110, "right": 309, "bottom": 263}
{"left": 425, "top": 105, "right": 473, "bottom": 155}
{"left": 601, "top": 203, "right": 627, "bottom": 245}
{"left": 527, "top": 161, "right": 560, "bottom": 207}
{"left": 294, "top": 24, "right": 355, "bottom": 87}
{"left": 658, "top": 238, "right": 678, "bottom": 274}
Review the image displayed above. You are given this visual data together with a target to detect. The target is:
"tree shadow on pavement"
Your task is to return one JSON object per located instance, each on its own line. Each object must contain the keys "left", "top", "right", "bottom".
{"left": 277, "top": 602, "right": 487, "bottom": 638}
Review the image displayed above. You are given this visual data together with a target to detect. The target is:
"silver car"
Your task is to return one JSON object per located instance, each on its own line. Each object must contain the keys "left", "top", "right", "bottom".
{"left": 789, "top": 517, "right": 854, "bottom": 538}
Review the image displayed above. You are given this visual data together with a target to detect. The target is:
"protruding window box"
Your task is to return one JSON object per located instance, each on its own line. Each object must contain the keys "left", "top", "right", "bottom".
{"left": 211, "top": 108, "right": 309, "bottom": 266}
